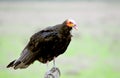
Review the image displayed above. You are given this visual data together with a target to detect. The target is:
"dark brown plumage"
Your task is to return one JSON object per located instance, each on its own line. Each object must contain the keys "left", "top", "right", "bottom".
{"left": 7, "top": 19, "right": 77, "bottom": 69}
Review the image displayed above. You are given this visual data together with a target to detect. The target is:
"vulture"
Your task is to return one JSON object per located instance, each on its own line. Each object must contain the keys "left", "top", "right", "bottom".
{"left": 7, "top": 19, "right": 77, "bottom": 70}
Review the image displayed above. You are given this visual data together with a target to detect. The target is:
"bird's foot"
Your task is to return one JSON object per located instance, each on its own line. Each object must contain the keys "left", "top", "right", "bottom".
{"left": 44, "top": 67, "right": 61, "bottom": 78}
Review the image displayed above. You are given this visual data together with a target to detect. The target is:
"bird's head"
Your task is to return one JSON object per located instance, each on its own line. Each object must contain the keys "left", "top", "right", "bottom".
{"left": 65, "top": 19, "right": 78, "bottom": 30}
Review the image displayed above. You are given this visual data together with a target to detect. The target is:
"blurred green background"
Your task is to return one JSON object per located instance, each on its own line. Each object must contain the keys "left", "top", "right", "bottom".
{"left": 0, "top": 0, "right": 120, "bottom": 78}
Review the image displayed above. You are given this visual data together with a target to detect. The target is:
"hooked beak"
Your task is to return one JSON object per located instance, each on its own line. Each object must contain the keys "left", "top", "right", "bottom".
{"left": 73, "top": 25, "right": 78, "bottom": 30}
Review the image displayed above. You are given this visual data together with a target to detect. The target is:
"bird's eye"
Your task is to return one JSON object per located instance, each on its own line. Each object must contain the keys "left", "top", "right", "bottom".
{"left": 66, "top": 20, "right": 74, "bottom": 27}
{"left": 69, "top": 21, "right": 73, "bottom": 24}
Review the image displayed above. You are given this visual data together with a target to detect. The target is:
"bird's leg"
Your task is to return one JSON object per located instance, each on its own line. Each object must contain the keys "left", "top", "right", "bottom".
{"left": 45, "top": 61, "right": 52, "bottom": 75}
{"left": 53, "top": 57, "right": 56, "bottom": 67}
{"left": 46, "top": 61, "right": 49, "bottom": 71}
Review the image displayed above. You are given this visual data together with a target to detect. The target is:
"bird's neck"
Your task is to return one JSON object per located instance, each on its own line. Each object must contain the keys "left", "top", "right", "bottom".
{"left": 60, "top": 24, "right": 72, "bottom": 36}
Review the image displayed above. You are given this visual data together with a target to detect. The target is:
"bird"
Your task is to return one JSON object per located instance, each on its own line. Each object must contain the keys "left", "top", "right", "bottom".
{"left": 7, "top": 19, "right": 77, "bottom": 70}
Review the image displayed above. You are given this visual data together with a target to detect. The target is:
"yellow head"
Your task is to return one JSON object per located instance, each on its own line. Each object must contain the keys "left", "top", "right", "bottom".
{"left": 66, "top": 19, "right": 78, "bottom": 30}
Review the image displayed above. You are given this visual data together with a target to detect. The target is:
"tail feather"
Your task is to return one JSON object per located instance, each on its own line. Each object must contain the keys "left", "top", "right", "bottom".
{"left": 7, "top": 60, "right": 28, "bottom": 69}
{"left": 7, "top": 60, "right": 16, "bottom": 68}
{"left": 7, "top": 48, "right": 37, "bottom": 69}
